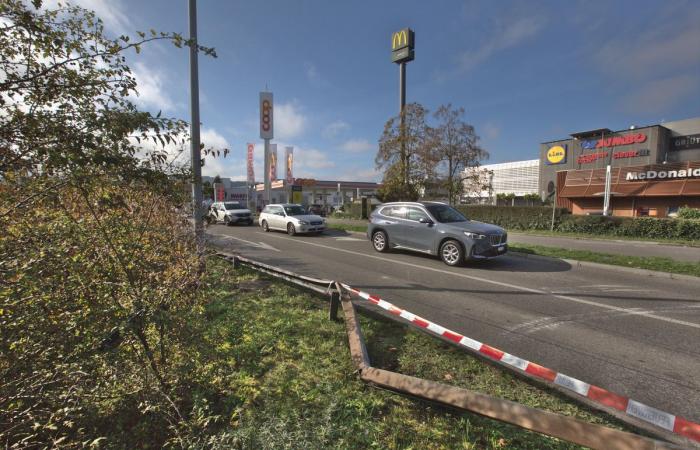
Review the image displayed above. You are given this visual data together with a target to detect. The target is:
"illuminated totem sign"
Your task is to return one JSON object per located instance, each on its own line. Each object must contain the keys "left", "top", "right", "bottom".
{"left": 391, "top": 28, "right": 414, "bottom": 63}
{"left": 259, "top": 92, "right": 273, "bottom": 139}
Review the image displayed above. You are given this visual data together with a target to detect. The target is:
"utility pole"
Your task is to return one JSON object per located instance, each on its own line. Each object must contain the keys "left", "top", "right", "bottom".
{"left": 188, "top": 0, "right": 203, "bottom": 237}
{"left": 391, "top": 28, "right": 415, "bottom": 195}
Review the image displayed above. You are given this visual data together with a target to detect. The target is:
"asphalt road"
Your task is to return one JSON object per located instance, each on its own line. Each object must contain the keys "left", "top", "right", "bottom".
{"left": 206, "top": 224, "right": 700, "bottom": 423}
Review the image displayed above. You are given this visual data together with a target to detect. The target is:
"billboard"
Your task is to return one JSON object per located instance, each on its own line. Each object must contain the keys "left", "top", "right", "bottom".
{"left": 285, "top": 146, "right": 294, "bottom": 184}
{"left": 270, "top": 143, "right": 278, "bottom": 181}
{"left": 246, "top": 143, "right": 255, "bottom": 185}
{"left": 259, "top": 92, "right": 273, "bottom": 139}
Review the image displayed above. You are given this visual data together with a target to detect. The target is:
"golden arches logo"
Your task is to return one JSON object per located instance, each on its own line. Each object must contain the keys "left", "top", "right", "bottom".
{"left": 392, "top": 30, "right": 408, "bottom": 50}
{"left": 546, "top": 145, "right": 566, "bottom": 164}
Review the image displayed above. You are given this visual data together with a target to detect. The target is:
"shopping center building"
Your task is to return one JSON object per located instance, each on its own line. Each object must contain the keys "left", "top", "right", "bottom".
{"left": 540, "top": 117, "right": 700, "bottom": 217}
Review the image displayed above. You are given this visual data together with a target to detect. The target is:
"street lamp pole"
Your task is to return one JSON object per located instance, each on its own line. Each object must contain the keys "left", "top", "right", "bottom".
{"left": 188, "top": 0, "right": 203, "bottom": 238}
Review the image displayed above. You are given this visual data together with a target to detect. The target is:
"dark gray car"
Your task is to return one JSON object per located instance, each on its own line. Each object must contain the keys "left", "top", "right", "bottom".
{"left": 367, "top": 201, "right": 507, "bottom": 266}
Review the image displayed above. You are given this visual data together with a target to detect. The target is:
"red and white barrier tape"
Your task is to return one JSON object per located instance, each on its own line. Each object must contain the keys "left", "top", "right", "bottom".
{"left": 341, "top": 283, "right": 700, "bottom": 443}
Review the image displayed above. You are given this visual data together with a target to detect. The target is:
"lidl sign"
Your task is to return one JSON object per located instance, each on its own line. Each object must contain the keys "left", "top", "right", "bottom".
{"left": 546, "top": 145, "right": 567, "bottom": 165}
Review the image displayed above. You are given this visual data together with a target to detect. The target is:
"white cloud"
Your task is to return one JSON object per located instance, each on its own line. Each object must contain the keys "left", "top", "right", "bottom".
{"left": 456, "top": 15, "right": 545, "bottom": 73}
{"left": 304, "top": 62, "right": 319, "bottom": 82}
{"left": 275, "top": 102, "right": 307, "bottom": 140}
{"left": 40, "top": 0, "right": 131, "bottom": 34}
{"left": 482, "top": 122, "right": 500, "bottom": 140}
{"left": 131, "top": 62, "right": 176, "bottom": 112}
{"left": 619, "top": 75, "right": 699, "bottom": 115}
{"left": 322, "top": 120, "right": 350, "bottom": 138}
{"left": 200, "top": 128, "right": 232, "bottom": 177}
{"left": 340, "top": 138, "right": 375, "bottom": 153}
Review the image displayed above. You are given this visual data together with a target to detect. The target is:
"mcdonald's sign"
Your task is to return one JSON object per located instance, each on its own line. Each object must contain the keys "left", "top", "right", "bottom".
{"left": 391, "top": 28, "right": 414, "bottom": 63}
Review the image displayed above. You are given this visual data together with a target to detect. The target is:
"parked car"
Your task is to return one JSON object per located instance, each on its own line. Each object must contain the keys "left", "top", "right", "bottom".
{"left": 307, "top": 204, "right": 326, "bottom": 217}
{"left": 259, "top": 203, "right": 326, "bottom": 235}
{"left": 367, "top": 201, "right": 507, "bottom": 266}
{"left": 209, "top": 201, "right": 253, "bottom": 226}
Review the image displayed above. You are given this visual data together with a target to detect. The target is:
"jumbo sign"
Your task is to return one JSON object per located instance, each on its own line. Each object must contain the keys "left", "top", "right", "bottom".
{"left": 581, "top": 133, "right": 647, "bottom": 150}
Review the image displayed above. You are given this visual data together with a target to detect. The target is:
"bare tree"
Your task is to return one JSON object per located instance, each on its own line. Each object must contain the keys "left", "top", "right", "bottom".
{"left": 376, "top": 103, "right": 431, "bottom": 201}
{"left": 429, "top": 104, "right": 488, "bottom": 205}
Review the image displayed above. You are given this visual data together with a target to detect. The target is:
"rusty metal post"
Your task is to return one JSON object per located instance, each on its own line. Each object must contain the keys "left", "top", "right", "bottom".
{"left": 329, "top": 291, "right": 340, "bottom": 321}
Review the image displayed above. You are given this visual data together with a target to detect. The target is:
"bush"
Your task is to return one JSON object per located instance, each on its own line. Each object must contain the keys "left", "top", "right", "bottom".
{"left": 677, "top": 206, "right": 700, "bottom": 220}
{"left": 0, "top": 179, "right": 208, "bottom": 448}
{"left": 457, "top": 205, "right": 568, "bottom": 230}
{"left": 455, "top": 205, "right": 700, "bottom": 241}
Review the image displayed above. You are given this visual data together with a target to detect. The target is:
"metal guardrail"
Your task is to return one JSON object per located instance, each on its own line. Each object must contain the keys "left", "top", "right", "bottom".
{"left": 216, "top": 252, "right": 686, "bottom": 449}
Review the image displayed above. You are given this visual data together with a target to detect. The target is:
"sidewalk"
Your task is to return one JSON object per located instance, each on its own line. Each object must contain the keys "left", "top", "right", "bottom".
{"left": 325, "top": 218, "right": 700, "bottom": 263}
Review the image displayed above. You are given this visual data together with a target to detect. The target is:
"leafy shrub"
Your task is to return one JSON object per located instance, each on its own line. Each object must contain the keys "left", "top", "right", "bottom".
{"left": 0, "top": 180, "right": 208, "bottom": 448}
{"left": 457, "top": 205, "right": 569, "bottom": 230}
{"left": 677, "top": 206, "right": 700, "bottom": 220}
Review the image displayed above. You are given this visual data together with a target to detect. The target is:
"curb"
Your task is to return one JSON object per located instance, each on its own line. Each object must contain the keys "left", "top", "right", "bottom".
{"left": 341, "top": 283, "right": 700, "bottom": 445}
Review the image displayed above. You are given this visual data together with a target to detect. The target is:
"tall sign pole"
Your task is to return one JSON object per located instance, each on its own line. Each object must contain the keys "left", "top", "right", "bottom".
{"left": 260, "top": 92, "right": 273, "bottom": 205}
{"left": 391, "top": 28, "right": 415, "bottom": 191}
{"left": 602, "top": 130, "right": 612, "bottom": 216}
{"left": 188, "top": 0, "right": 203, "bottom": 237}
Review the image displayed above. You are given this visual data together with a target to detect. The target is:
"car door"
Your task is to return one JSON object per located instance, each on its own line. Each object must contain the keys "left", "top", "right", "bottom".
{"left": 270, "top": 206, "right": 285, "bottom": 230}
{"left": 380, "top": 205, "right": 408, "bottom": 246}
{"left": 403, "top": 206, "right": 435, "bottom": 251}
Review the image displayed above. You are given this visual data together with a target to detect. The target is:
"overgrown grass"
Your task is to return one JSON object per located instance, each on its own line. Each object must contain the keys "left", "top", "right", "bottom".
{"left": 327, "top": 222, "right": 368, "bottom": 234}
{"left": 509, "top": 244, "right": 700, "bottom": 277}
{"left": 189, "top": 257, "right": 641, "bottom": 448}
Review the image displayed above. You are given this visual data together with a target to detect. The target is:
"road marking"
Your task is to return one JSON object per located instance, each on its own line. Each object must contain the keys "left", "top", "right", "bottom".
{"left": 335, "top": 237, "right": 364, "bottom": 241}
{"left": 260, "top": 233, "right": 700, "bottom": 329}
{"left": 214, "top": 234, "right": 280, "bottom": 252}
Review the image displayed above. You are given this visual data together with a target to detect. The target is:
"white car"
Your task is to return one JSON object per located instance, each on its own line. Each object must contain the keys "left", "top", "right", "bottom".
{"left": 259, "top": 203, "right": 326, "bottom": 235}
{"left": 209, "top": 201, "right": 253, "bottom": 226}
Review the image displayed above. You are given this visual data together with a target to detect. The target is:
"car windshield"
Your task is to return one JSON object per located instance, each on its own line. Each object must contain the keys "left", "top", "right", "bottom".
{"left": 224, "top": 202, "right": 244, "bottom": 210}
{"left": 425, "top": 204, "right": 468, "bottom": 223}
{"left": 284, "top": 205, "right": 306, "bottom": 216}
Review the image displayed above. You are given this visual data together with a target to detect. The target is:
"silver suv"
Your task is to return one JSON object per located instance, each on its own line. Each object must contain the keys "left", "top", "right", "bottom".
{"left": 209, "top": 201, "right": 253, "bottom": 226}
{"left": 367, "top": 202, "right": 507, "bottom": 266}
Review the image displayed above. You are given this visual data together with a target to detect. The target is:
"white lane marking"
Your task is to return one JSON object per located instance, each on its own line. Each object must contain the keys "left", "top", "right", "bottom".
{"left": 215, "top": 234, "right": 280, "bottom": 252}
{"left": 335, "top": 237, "right": 364, "bottom": 241}
{"left": 260, "top": 233, "right": 700, "bottom": 329}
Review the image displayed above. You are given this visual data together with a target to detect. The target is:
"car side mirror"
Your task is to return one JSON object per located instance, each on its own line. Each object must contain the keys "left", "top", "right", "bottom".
{"left": 419, "top": 217, "right": 433, "bottom": 225}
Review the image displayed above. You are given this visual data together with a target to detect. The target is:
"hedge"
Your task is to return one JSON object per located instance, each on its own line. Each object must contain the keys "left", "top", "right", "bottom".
{"left": 458, "top": 205, "right": 700, "bottom": 241}
{"left": 457, "top": 205, "right": 568, "bottom": 231}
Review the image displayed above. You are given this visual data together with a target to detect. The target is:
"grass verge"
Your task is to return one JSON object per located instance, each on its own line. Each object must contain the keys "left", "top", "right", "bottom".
{"left": 510, "top": 229, "right": 700, "bottom": 247}
{"left": 192, "top": 257, "right": 641, "bottom": 448}
{"left": 509, "top": 244, "right": 700, "bottom": 277}
{"left": 327, "top": 222, "right": 368, "bottom": 234}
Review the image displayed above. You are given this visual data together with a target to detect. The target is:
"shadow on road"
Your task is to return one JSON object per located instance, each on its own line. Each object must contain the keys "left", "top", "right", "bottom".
{"left": 382, "top": 248, "right": 574, "bottom": 273}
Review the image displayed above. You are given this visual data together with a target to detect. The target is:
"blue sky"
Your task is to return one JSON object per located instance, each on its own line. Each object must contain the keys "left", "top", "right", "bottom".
{"left": 70, "top": 0, "right": 700, "bottom": 181}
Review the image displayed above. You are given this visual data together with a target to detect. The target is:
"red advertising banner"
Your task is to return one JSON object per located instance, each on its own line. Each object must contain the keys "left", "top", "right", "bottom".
{"left": 270, "top": 143, "right": 278, "bottom": 181}
{"left": 285, "top": 146, "right": 294, "bottom": 184}
{"left": 246, "top": 143, "right": 255, "bottom": 185}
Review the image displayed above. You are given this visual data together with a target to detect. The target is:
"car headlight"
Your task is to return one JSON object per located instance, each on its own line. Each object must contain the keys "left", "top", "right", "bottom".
{"left": 298, "top": 220, "right": 309, "bottom": 225}
{"left": 463, "top": 232, "right": 486, "bottom": 239}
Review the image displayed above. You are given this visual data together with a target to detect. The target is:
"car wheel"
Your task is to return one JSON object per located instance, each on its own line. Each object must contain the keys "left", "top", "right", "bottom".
{"left": 372, "top": 230, "right": 389, "bottom": 253}
{"left": 440, "top": 240, "right": 463, "bottom": 266}
{"left": 287, "top": 223, "right": 296, "bottom": 236}
{"left": 261, "top": 220, "right": 269, "bottom": 232}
